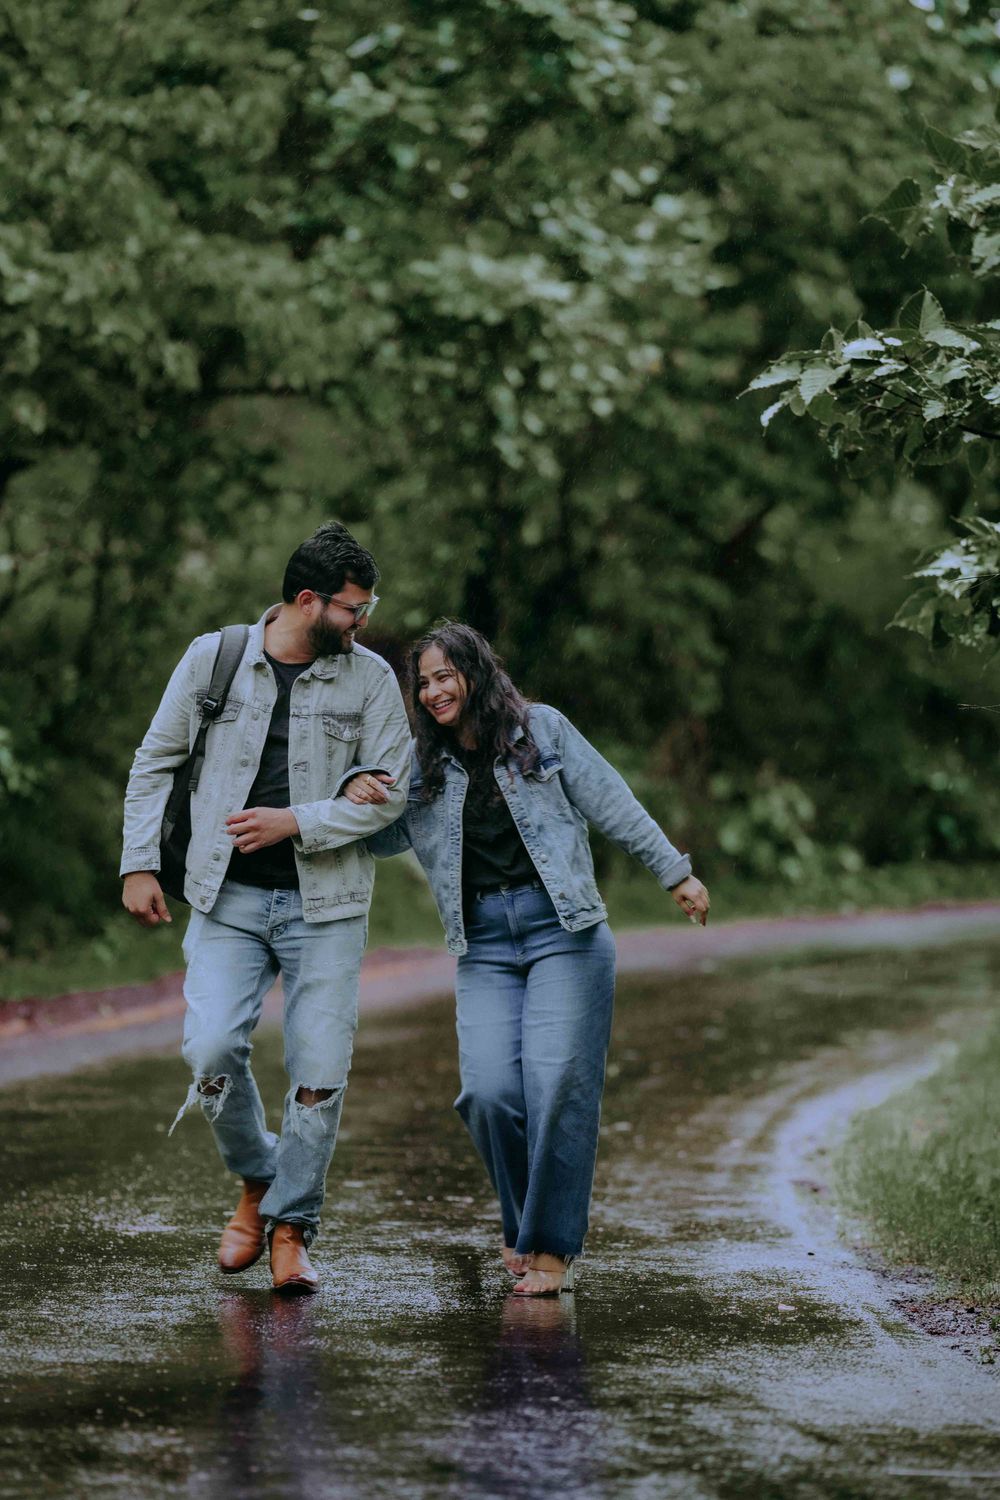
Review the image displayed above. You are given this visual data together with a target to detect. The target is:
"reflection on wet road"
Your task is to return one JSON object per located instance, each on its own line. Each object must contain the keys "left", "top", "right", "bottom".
{"left": 4, "top": 942, "right": 1000, "bottom": 1498}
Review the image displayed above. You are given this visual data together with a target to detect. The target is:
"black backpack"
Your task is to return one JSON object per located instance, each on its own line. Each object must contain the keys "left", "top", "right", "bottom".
{"left": 159, "top": 624, "right": 249, "bottom": 902}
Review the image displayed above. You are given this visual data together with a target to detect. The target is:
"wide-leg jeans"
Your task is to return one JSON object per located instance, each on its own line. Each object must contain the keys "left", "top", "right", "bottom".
{"left": 454, "top": 882, "right": 616, "bottom": 1260}
{"left": 173, "top": 880, "right": 366, "bottom": 1245}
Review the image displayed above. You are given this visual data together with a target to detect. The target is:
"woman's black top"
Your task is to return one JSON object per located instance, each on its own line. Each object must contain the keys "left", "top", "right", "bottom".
{"left": 458, "top": 747, "right": 537, "bottom": 891}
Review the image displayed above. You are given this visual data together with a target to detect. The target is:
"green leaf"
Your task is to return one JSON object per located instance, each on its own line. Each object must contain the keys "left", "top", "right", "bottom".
{"left": 898, "top": 289, "right": 946, "bottom": 337}
{"left": 869, "top": 177, "right": 923, "bottom": 238}
{"left": 933, "top": 360, "right": 971, "bottom": 385}
{"left": 841, "top": 337, "right": 885, "bottom": 359}
{"left": 745, "top": 363, "right": 801, "bottom": 392}
{"left": 924, "top": 126, "right": 973, "bottom": 178}
{"left": 798, "top": 364, "right": 848, "bottom": 405}
{"left": 890, "top": 587, "right": 939, "bottom": 640}
{"left": 923, "top": 327, "right": 981, "bottom": 353}
{"left": 807, "top": 392, "right": 839, "bottom": 424}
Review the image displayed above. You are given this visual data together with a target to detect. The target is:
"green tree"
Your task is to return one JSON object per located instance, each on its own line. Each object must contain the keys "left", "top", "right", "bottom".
{"left": 3, "top": 0, "right": 999, "bottom": 958}
{"left": 749, "top": 109, "right": 1000, "bottom": 648}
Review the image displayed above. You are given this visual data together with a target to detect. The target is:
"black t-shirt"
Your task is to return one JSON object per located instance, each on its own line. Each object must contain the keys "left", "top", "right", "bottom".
{"left": 226, "top": 651, "right": 312, "bottom": 891}
{"left": 459, "top": 748, "right": 537, "bottom": 892}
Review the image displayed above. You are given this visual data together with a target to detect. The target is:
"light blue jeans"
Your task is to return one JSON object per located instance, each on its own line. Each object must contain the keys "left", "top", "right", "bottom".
{"left": 173, "top": 880, "right": 367, "bottom": 1245}
{"left": 455, "top": 882, "right": 616, "bottom": 1260}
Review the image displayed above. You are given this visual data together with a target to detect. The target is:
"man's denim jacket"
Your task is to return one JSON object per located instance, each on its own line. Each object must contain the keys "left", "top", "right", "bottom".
{"left": 366, "top": 704, "right": 691, "bottom": 955}
{"left": 120, "top": 605, "right": 411, "bottom": 921}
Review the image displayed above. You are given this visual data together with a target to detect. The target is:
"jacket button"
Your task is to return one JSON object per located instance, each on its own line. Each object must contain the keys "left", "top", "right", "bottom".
{"left": 213, "top": 853, "right": 222, "bottom": 862}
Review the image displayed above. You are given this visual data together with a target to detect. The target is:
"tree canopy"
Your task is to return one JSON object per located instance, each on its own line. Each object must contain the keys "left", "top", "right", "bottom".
{"left": 3, "top": 0, "right": 999, "bottom": 953}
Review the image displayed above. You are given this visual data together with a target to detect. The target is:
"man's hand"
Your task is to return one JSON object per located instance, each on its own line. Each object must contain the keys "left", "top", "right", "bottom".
{"left": 671, "top": 875, "right": 710, "bottom": 926}
{"left": 226, "top": 806, "right": 300, "bottom": 854}
{"left": 343, "top": 772, "right": 395, "bottom": 805}
{"left": 122, "top": 872, "right": 172, "bottom": 928}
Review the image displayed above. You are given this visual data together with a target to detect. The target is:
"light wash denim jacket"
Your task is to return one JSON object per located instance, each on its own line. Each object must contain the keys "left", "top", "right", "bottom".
{"left": 366, "top": 704, "right": 691, "bottom": 955}
{"left": 120, "top": 605, "right": 411, "bottom": 921}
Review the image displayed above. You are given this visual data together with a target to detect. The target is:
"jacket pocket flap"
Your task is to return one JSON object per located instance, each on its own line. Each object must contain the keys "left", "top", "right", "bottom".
{"left": 196, "top": 692, "right": 244, "bottom": 724}
{"left": 323, "top": 712, "right": 363, "bottom": 742}
{"left": 530, "top": 753, "right": 563, "bottom": 783}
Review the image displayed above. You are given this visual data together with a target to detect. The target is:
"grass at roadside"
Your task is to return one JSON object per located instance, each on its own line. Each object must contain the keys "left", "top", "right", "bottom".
{"left": 601, "top": 856, "right": 1000, "bottom": 928}
{"left": 5, "top": 856, "right": 1000, "bottom": 1005}
{"left": 1, "top": 857, "right": 442, "bottom": 1004}
{"left": 834, "top": 1025, "right": 1000, "bottom": 1300}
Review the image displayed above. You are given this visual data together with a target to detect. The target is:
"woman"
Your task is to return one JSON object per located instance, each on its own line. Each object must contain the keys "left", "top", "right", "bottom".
{"left": 345, "top": 623, "right": 709, "bottom": 1295}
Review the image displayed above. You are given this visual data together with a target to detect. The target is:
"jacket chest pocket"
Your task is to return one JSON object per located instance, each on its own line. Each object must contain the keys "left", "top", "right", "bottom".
{"left": 322, "top": 711, "right": 363, "bottom": 742}
{"left": 322, "top": 712, "right": 363, "bottom": 771}
{"left": 196, "top": 693, "right": 245, "bottom": 725}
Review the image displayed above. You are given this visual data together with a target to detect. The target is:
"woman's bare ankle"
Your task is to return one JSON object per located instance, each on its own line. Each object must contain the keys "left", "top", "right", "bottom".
{"left": 527, "top": 1252, "right": 568, "bottom": 1273}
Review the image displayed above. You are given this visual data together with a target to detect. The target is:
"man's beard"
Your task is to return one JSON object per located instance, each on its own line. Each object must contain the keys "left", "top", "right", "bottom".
{"left": 307, "top": 617, "right": 355, "bottom": 658}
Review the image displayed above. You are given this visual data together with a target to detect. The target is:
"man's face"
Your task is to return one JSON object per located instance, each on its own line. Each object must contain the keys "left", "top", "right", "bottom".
{"left": 305, "top": 581, "right": 373, "bottom": 657}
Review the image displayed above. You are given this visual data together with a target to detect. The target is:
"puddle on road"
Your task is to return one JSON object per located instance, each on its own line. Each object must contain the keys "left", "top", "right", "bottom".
{"left": 3, "top": 943, "right": 1000, "bottom": 1497}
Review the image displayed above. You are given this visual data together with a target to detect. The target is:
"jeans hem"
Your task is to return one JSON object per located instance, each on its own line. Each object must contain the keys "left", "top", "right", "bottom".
{"left": 265, "top": 1216, "right": 317, "bottom": 1249}
{"left": 514, "top": 1238, "right": 584, "bottom": 1260}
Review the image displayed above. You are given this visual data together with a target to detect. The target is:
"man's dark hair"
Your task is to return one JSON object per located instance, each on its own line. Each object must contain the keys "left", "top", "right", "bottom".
{"left": 282, "top": 522, "right": 379, "bottom": 603}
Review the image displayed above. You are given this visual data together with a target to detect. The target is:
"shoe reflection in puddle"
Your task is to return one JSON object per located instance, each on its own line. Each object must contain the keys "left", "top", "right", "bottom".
{"left": 205, "top": 1292, "right": 325, "bottom": 1496}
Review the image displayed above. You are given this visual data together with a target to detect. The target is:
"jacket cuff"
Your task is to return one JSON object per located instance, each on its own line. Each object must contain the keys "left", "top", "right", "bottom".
{"left": 290, "top": 804, "right": 323, "bottom": 855}
{"left": 120, "top": 845, "right": 161, "bottom": 876}
{"left": 333, "top": 764, "right": 391, "bottom": 798}
{"left": 660, "top": 854, "right": 692, "bottom": 891}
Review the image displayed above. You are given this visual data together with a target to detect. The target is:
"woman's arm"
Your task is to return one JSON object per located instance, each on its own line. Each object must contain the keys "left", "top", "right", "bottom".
{"left": 341, "top": 771, "right": 412, "bottom": 857}
{"left": 550, "top": 710, "right": 709, "bottom": 922}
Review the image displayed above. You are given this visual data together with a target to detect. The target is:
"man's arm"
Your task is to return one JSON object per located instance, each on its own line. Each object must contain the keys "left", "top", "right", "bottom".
{"left": 120, "top": 638, "right": 205, "bottom": 877}
{"left": 339, "top": 770, "right": 413, "bottom": 857}
{"left": 290, "top": 666, "right": 412, "bottom": 854}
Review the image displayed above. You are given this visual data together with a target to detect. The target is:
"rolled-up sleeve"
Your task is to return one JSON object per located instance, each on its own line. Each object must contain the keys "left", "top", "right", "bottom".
{"left": 291, "top": 666, "right": 412, "bottom": 854}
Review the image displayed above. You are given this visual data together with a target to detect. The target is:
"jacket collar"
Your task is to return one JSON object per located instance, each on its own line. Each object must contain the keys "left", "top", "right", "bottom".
{"left": 247, "top": 604, "right": 341, "bottom": 679}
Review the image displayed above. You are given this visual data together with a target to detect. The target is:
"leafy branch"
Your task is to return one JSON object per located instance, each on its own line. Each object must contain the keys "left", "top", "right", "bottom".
{"left": 746, "top": 116, "right": 1000, "bottom": 647}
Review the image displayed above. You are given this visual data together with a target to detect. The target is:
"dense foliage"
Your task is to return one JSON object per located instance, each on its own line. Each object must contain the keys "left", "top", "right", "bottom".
{"left": 2, "top": 0, "right": 999, "bottom": 955}
{"left": 753, "top": 108, "right": 1000, "bottom": 649}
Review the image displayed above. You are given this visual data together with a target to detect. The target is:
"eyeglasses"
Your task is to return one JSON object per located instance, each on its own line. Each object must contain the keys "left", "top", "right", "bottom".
{"left": 314, "top": 592, "right": 379, "bottom": 623}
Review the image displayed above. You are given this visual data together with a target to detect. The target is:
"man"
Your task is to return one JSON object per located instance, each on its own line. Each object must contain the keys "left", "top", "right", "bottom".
{"left": 121, "top": 522, "right": 410, "bottom": 1294}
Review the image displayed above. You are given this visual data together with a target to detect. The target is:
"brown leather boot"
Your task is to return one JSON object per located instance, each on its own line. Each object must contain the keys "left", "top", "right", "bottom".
{"left": 269, "top": 1222, "right": 319, "bottom": 1296}
{"left": 217, "top": 1179, "right": 269, "bottom": 1274}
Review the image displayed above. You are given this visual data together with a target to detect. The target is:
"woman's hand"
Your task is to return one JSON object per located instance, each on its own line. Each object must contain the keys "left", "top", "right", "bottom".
{"left": 226, "top": 806, "right": 299, "bottom": 853}
{"left": 343, "top": 771, "right": 395, "bottom": 805}
{"left": 671, "top": 875, "right": 710, "bottom": 926}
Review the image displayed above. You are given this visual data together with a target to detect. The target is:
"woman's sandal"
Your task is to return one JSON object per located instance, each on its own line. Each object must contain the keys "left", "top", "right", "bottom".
{"left": 502, "top": 1245, "right": 531, "bottom": 1280}
{"left": 509, "top": 1254, "right": 576, "bottom": 1297}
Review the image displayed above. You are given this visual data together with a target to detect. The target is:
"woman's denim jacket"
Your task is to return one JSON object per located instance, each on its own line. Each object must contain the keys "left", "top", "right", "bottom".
{"left": 365, "top": 704, "right": 691, "bottom": 956}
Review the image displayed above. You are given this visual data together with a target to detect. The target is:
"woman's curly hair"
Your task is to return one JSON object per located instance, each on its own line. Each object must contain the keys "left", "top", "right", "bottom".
{"left": 409, "top": 621, "right": 538, "bottom": 799}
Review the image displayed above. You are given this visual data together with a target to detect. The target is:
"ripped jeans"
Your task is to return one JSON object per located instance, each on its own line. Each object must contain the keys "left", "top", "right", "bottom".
{"left": 173, "top": 880, "right": 367, "bottom": 1245}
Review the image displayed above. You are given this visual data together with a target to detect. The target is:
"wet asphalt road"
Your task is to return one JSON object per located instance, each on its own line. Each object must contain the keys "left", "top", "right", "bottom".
{"left": 4, "top": 938, "right": 1000, "bottom": 1498}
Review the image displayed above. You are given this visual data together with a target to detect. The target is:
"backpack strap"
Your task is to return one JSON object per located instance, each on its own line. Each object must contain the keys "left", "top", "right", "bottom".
{"left": 188, "top": 624, "right": 250, "bottom": 793}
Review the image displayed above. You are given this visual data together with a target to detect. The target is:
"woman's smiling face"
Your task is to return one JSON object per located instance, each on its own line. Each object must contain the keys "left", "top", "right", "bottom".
{"left": 417, "top": 643, "right": 469, "bottom": 730}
